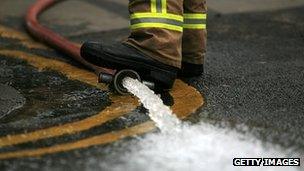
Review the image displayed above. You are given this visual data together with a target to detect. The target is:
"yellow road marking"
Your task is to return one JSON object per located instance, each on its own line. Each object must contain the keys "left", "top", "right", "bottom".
{"left": 0, "top": 95, "right": 137, "bottom": 147}
{"left": 0, "top": 25, "right": 204, "bottom": 159}
{"left": 0, "top": 50, "right": 139, "bottom": 147}
{"left": 171, "top": 79, "right": 204, "bottom": 118}
{"left": 0, "top": 50, "right": 203, "bottom": 149}
{"left": 0, "top": 25, "right": 50, "bottom": 50}
{"left": 0, "top": 50, "right": 107, "bottom": 90}
{"left": 0, "top": 122, "right": 156, "bottom": 160}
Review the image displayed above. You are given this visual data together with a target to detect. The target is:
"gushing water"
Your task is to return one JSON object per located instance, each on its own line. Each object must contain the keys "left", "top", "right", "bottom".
{"left": 123, "top": 77, "right": 181, "bottom": 133}
{"left": 115, "top": 77, "right": 300, "bottom": 171}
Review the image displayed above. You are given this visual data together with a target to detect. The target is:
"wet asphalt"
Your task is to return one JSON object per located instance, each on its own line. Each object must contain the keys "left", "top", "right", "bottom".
{"left": 0, "top": 0, "right": 303, "bottom": 170}
{"left": 198, "top": 6, "right": 304, "bottom": 150}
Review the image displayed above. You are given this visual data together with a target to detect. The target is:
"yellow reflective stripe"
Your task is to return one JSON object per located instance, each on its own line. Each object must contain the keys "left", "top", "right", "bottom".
{"left": 131, "top": 18, "right": 183, "bottom": 27}
{"left": 183, "top": 13, "right": 207, "bottom": 29}
{"left": 131, "top": 23, "right": 183, "bottom": 32}
{"left": 162, "top": 0, "right": 167, "bottom": 13}
{"left": 151, "top": 0, "right": 157, "bottom": 13}
{"left": 184, "top": 13, "right": 207, "bottom": 19}
{"left": 131, "top": 13, "right": 183, "bottom": 22}
{"left": 183, "top": 24, "right": 206, "bottom": 29}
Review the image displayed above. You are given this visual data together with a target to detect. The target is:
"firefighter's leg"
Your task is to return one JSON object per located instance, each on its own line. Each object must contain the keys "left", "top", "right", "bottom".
{"left": 180, "top": 0, "right": 207, "bottom": 77}
{"left": 81, "top": 0, "right": 184, "bottom": 90}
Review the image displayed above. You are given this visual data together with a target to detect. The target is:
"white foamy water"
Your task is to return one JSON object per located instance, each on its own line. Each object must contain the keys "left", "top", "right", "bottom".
{"left": 123, "top": 77, "right": 182, "bottom": 133}
{"left": 115, "top": 77, "right": 300, "bottom": 171}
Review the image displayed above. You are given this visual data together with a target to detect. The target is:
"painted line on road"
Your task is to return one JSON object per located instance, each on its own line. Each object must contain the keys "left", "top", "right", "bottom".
{"left": 0, "top": 122, "right": 156, "bottom": 159}
{"left": 0, "top": 25, "right": 204, "bottom": 159}
{"left": 0, "top": 25, "right": 50, "bottom": 50}
{"left": 0, "top": 50, "right": 203, "bottom": 159}
{"left": 0, "top": 50, "right": 138, "bottom": 147}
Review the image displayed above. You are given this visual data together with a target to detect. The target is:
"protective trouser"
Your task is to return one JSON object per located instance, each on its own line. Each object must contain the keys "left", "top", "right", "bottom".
{"left": 124, "top": 0, "right": 207, "bottom": 68}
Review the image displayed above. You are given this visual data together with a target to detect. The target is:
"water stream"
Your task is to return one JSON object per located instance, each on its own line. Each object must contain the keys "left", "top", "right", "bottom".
{"left": 114, "top": 77, "right": 300, "bottom": 171}
{"left": 123, "top": 77, "right": 182, "bottom": 134}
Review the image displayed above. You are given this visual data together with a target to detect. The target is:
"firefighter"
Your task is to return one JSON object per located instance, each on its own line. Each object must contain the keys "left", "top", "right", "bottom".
{"left": 81, "top": 0, "right": 207, "bottom": 91}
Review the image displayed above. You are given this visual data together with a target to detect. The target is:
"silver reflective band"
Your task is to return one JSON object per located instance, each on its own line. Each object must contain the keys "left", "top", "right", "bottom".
{"left": 156, "top": 0, "right": 162, "bottom": 13}
{"left": 131, "top": 18, "right": 183, "bottom": 27}
{"left": 184, "top": 19, "right": 206, "bottom": 25}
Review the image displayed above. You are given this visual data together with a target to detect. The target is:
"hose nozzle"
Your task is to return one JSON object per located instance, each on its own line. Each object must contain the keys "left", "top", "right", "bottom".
{"left": 98, "top": 69, "right": 155, "bottom": 95}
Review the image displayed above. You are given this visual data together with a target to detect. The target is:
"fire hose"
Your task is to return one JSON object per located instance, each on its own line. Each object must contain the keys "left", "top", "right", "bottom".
{"left": 25, "top": 0, "right": 153, "bottom": 94}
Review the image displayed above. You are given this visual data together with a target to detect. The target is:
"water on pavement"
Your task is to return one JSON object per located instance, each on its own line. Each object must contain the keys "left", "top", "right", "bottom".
{"left": 113, "top": 77, "right": 300, "bottom": 171}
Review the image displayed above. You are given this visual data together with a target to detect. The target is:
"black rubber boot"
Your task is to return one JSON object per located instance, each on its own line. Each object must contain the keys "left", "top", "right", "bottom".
{"left": 178, "top": 62, "right": 204, "bottom": 77}
{"left": 81, "top": 41, "right": 178, "bottom": 90}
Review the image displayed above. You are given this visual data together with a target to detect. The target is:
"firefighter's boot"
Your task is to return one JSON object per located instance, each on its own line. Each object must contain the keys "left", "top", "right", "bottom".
{"left": 180, "top": 0, "right": 207, "bottom": 77}
{"left": 81, "top": 41, "right": 178, "bottom": 90}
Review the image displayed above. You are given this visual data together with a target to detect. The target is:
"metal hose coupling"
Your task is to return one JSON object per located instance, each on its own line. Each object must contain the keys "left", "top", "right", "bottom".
{"left": 98, "top": 69, "right": 155, "bottom": 95}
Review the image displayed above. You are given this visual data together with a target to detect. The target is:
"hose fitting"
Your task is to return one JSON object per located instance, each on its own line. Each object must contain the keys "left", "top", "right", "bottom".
{"left": 99, "top": 69, "right": 155, "bottom": 95}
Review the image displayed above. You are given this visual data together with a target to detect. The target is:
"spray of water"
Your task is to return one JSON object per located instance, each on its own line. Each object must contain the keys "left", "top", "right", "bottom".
{"left": 123, "top": 77, "right": 182, "bottom": 133}
{"left": 116, "top": 77, "right": 300, "bottom": 171}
